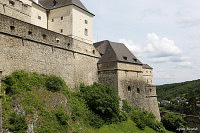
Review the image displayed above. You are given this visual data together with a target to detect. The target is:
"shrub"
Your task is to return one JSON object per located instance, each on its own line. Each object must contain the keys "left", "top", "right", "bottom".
{"left": 45, "top": 75, "right": 66, "bottom": 92}
{"left": 122, "top": 100, "right": 132, "bottom": 113}
{"left": 2, "top": 71, "right": 31, "bottom": 94}
{"left": 88, "top": 112, "right": 104, "bottom": 128}
{"left": 7, "top": 112, "right": 28, "bottom": 132}
{"left": 55, "top": 107, "right": 69, "bottom": 126}
{"left": 149, "top": 121, "right": 166, "bottom": 133}
{"left": 129, "top": 109, "right": 146, "bottom": 130}
{"left": 79, "top": 83, "right": 121, "bottom": 124}
{"left": 129, "top": 108, "right": 166, "bottom": 132}
{"left": 118, "top": 111, "right": 128, "bottom": 122}
{"left": 161, "top": 112, "right": 186, "bottom": 132}
{"left": 2, "top": 71, "right": 49, "bottom": 95}
{"left": 136, "top": 119, "right": 146, "bottom": 130}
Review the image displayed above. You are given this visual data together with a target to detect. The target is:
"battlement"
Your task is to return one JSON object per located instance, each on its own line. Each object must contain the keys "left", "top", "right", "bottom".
{"left": 0, "top": 13, "right": 99, "bottom": 58}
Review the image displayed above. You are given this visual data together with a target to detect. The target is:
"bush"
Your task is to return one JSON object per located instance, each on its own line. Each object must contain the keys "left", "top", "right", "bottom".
{"left": 79, "top": 83, "right": 121, "bottom": 124}
{"left": 129, "top": 108, "right": 166, "bottom": 132}
{"left": 7, "top": 112, "right": 28, "bottom": 132}
{"left": 118, "top": 111, "right": 128, "bottom": 122}
{"left": 2, "top": 71, "right": 31, "bottom": 94}
{"left": 122, "top": 100, "right": 132, "bottom": 113}
{"left": 45, "top": 75, "right": 66, "bottom": 92}
{"left": 136, "top": 119, "right": 146, "bottom": 130}
{"left": 129, "top": 109, "right": 146, "bottom": 130}
{"left": 161, "top": 112, "right": 186, "bottom": 132}
{"left": 149, "top": 120, "right": 166, "bottom": 133}
{"left": 2, "top": 71, "right": 48, "bottom": 95}
{"left": 88, "top": 112, "right": 104, "bottom": 128}
{"left": 55, "top": 107, "right": 69, "bottom": 126}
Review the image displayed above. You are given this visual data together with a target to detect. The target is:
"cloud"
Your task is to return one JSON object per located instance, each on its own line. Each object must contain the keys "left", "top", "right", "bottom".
{"left": 119, "top": 33, "right": 191, "bottom": 65}
{"left": 178, "top": 61, "right": 192, "bottom": 67}
{"left": 142, "top": 8, "right": 167, "bottom": 17}
{"left": 177, "top": 17, "right": 200, "bottom": 28}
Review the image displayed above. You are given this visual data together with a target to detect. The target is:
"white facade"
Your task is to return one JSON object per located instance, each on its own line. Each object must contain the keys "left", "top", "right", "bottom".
{"left": 31, "top": 3, "right": 47, "bottom": 28}
{"left": 48, "top": 6, "right": 73, "bottom": 37}
{"left": 1, "top": 0, "right": 94, "bottom": 44}
{"left": 48, "top": 5, "right": 93, "bottom": 44}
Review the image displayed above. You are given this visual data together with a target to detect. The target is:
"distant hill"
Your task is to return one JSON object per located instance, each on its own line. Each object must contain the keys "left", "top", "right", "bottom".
{"left": 157, "top": 79, "right": 200, "bottom": 101}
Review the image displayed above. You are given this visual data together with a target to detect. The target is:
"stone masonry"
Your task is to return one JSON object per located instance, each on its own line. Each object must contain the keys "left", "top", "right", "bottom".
{"left": 0, "top": 0, "right": 161, "bottom": 121}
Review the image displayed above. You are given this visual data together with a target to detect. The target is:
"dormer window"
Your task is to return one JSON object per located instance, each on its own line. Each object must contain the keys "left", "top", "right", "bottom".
{"left": 123, "top": 56, "right": 127, "bottom": 60}
{"left": 9, "top": 0, "right": 15, "bottom": 6}
{"left": 134, "top": 59, "right": 137, "bottom": 62}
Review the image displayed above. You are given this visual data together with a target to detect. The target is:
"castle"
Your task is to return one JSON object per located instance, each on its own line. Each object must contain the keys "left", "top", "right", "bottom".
{"left": 0, "top": 0, "right": 160, "bottom": 120}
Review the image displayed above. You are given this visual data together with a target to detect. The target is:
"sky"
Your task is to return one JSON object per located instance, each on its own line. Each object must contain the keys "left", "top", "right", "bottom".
{"left": 82, "top": 0, "right": 200, "bottom": 85}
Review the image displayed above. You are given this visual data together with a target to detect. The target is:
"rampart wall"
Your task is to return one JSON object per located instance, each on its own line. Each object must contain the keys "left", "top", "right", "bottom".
{"left": 0, "top": 13, "right": 100, "bottom": 89}
{"left": 0, "top": 0, "right": 31, "bottom": 23}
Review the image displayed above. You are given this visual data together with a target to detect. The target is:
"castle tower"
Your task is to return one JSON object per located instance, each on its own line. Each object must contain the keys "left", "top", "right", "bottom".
{"left": 38, "top": 0, "right": 95, "bottom": 44}
{"left": 143, "top": 64, "right": 153, "bottom": 85}
{"left": 94, "top": 40, "right": 161, "bottom": 121}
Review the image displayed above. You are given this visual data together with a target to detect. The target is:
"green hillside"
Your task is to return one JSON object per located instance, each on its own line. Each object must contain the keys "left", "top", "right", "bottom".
{"left": 1, "top": 71, "right": 170, "bottom": 133}
{"left": 157, "top": 79, "right": 200, "bottom": 101}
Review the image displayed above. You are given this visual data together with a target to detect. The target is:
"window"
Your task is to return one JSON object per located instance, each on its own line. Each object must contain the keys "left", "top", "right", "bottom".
{"left": 85, "top": 20, "right": 88, "bottom": 24}
{"left": 128, "top": 86, "right": 131, "bottom": 92}
{"left": 38, "top": 16, "right": 41, "bottom": 20}
{"left": 67, "top": 43, "right": 70, "bottom": 47}
{"left": 52, "top": 19, "right": 54, "bottom": 22}
{"left": 150, "top": 89, "right": 152, "bottom": 92}
{"left": 134, "top": 59, "right": 137, "bottom": 62}
{"left": 84, "top": 28, "right": 88, "bottom": 36}
{"left": 60, "top": 29, "right": 63, "bottom": 33}
{"left": 61, "top": 16, "right": 63, "bottom": 20}
{"left": 137, "top": 88, "right": 140, "bottom": 94}
{"left": 123, "top": 56, "right": 127, "bottom": 60}
{"left": 56, "top": 38, "right": 60, "bottom": 43}
{"left": 28, "top": 31, "right": 32, "bottom": 35}
{"left": 10, "top": 26, "right": 15, "bottom": 31}
{"left": 9, "top": 0, "right": 15, "bottom": 6}
{"left": 93, "top": 50, "right": 95, "bottom": 54}
{"left": 42, "top": 34, "right": 47, "bottom": 39}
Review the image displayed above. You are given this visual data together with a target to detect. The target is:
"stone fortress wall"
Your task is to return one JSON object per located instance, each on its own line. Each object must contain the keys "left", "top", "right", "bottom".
{"left": 0, "top": 13, "right": 100, "bottom": 89}
{"left": 0, "top": 0, "right": 31, "bottom": 23}
{"left": 0, "top": 0, "right": 161, "bottom": 121}
{"left": 98, "top": 62, "right": 161, "bottom": 121}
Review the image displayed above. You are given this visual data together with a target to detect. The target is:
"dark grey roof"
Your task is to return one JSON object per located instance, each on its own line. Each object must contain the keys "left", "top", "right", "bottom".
{"left": 35, "top": 0, "right": 94, "bottom": 16}
{"left": 143, "top": 64, "right": 153, "bottom": 69}
{"left": 94, "top": 40, "right": 142, "bottom": 65}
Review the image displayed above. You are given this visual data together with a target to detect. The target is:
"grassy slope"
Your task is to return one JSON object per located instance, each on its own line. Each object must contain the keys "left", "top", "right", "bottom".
{"left": 157, "top": 79, "right": 200, "bottom": 101}
{"left": 3, "top": 89, "right": 159, "bottom": 133}
{"left": 2, "top": 71, "right": 162, "bottom": 133}
{"left": 85, "top": 120, "right": 174, "bottom": 133}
